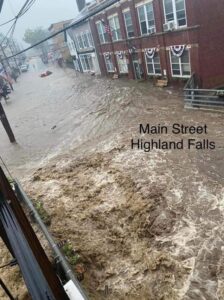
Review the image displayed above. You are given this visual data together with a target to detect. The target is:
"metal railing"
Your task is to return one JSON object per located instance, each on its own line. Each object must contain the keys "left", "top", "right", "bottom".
{"left": 184, "top": 74, "right": 224, "bottom": 111}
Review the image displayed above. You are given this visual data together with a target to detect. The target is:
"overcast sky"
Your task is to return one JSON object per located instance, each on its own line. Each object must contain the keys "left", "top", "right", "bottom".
{"left": 0, "top": 0, "right": 79, "bottom": 46}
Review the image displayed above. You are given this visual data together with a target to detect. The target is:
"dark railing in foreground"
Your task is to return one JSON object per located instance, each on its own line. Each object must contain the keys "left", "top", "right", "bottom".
{"left": 184, "top": 74, "right": 224, "bottom": 111}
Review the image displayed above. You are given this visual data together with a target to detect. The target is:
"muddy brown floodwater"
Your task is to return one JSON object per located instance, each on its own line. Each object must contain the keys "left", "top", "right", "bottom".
{"left": 0, "top": 66, "right": 223, "bottom": 299}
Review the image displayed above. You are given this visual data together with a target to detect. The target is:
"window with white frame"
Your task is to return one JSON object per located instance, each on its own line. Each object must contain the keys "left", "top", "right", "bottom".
{"left": 87, "top": 32, "right": 94, "bottom": 47}
{"left": 170, "top": 49, "right": 191, "bottom": 77}
{"left": 145, "top": 52, "right": 161, "bottom": 75}
{"left": 104, "top": 55, "right": 115, "bottom": 72}
{"left": 82, "top": 33, "right": 88, "bottom": 48}
{"left": 96, "top": 22, "right": 109, "bottom": 44}
{"left": 137, "top": 2, "right": 155, "bottom": 35}
{"left": 123, "top": 10, "right": 134, "bottom": 38}
{"left": 76, "top": 31, "right": 93, "bottom": 50}
{"left": 163, "top": 0, "right": 187, "bottom": 27}
{"left": 108, "top": 15, "right": 122, "bottom": 41}
{"left": 77, "top": 35, "right": 84, "bottom": 50}
{"left": 116, "top": 54, "right": 128, "bottom": 74}
{"left": 80, "top": 54, "right": 94, "bottom": 72}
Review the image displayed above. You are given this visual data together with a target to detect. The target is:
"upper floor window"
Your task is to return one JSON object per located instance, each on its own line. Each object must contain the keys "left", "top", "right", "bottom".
{"left": 82, "top": 33, "right": 89, "bottom": 48}
{"left": 108, "top": 15, "right": 122, "bottom": 41}
{"left": 75, "top": 31, "right": 93, "bottom": 50}
{"left": 77, "top": 35, "right": 84, "bottom": 49}
{"left": 137, "top": 2, "right": 155, "bottom": 35}
{"left": 96, "top": 22, "right": 109, "bottom": 44}
{"left": 87, "top": 32, "right": 94, "bottom": 47}
{"left": 123, "top": 10, "right": 134, "bottom": 38}
{"left": 163, "top": 0, "right": 187, "bottom": 27}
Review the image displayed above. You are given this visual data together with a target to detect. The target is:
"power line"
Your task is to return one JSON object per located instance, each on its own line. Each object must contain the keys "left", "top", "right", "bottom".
{"left": 0, "top": 0, "right": 36, "bottom": 46}
{"left": 2, "top": 0, "right": 121, "bottom": 61}
{"left": 0, "top": 17, "right": 16, "bottom": 27}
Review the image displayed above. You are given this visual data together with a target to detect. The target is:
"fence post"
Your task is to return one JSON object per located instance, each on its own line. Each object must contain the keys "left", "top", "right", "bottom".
{"left": 191, "top": 90, "right": 195, "bottom": 107}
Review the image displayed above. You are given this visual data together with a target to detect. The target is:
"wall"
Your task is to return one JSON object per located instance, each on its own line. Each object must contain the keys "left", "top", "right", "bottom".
{"left": 90, "top": 0, "right": 201, "bottom": 83}
{"left": 195, "top": 0, "right": 224, "bottom": 88}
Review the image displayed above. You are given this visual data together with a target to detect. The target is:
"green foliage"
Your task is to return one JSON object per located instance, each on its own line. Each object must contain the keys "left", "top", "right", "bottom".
{"left": 23, "top": 27, "right": 48, "bottom": 48}
{"left": 34, "top": 200, "right": 51, "bottom": 225}
{"left": 62, "top": 242, "right": 80, "bottom": 266}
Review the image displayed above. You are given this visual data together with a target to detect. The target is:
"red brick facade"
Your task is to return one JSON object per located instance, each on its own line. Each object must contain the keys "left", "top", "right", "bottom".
{"left": 89, "top": 0, "right": 224, "bottom": 88}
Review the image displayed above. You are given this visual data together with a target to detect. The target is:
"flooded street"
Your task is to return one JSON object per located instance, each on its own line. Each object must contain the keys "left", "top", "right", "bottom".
{"left": 0, "top": 62, "right": 224, "bottom": 299}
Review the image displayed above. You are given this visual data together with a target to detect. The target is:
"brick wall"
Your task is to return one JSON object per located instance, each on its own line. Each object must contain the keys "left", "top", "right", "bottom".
{"left": 90, "top": 0, "right": 224, "bottom": 88}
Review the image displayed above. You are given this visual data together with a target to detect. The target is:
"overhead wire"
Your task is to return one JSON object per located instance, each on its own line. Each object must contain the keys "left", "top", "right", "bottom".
{"left": 0, "top": 0, "right": 36, "bottom": 47}
{"left": 2, "top": 0, "right": 121, "bottom": 61}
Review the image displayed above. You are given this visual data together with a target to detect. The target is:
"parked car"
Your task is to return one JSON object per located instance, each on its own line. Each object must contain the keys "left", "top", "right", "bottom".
{"left": 20, "top": 64, "right": 28, "bottom": 72}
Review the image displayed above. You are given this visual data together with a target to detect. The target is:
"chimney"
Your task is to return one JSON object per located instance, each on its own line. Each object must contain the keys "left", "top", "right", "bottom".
{"left": 76, "top": 0, "right": 86, "bottom": 11}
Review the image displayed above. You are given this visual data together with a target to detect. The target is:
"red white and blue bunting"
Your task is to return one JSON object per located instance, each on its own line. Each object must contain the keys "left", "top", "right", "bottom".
{"left": 116, "top": 51, "right": 124, "bottom": 59}
{"left": 170, "top": 45, "right": 186, "bottom": 57}
{"left": 128, "top": 46, "right": 137, "bottom": 54}
{"left": 145, "top": 48, "right": 156, "bottom": 59}
{"left": 104, "top": 52, "right": 111, "bottom": 60}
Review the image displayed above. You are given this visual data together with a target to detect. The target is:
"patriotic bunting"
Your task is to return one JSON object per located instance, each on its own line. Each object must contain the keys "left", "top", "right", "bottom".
{"left": 128, "top": 46, "right": 136, "bottom": 54}
{"left": 145, "top": 48, "right": 156, "bottom": 59}
{"left": 116, "top": 51, "right": 124, "bottom": 59}
{"left": 170, "top": 45, "right": 186, "bottom": 57}
{"left": 104, "top": 53, "right": 111, "bottom": 60}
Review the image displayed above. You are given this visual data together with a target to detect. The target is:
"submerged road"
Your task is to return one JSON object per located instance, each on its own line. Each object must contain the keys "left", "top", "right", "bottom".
{"left": 0, "top": 58, "right": 84, "bottom": 176}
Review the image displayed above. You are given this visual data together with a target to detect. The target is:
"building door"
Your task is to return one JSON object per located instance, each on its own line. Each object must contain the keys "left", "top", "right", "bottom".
{"left": 133, "top": 61, "right": 141, "bottom": 79}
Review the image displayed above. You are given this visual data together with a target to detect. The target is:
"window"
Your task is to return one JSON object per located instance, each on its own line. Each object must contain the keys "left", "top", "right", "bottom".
{"left": 82, "top": 33, "right": 89, "bottom": 48}
{"left": 87, "top": 32, "right": 94, "bottom": 47}
{"left": 137, "top": 2, "right": 155, "bottom": 35}
{"left": 116, "top": 54, "right": 128, "bottom": 74}
{"left": 96, "top": 22, "right": 109, "bottom": 44}
{"left": 108, "top": 15, "right": 122, "bottom": 41}
{"left": 170, "top": 49, "right": 191, "bottom": 77}
{"left": 123, "top": 10, "right": 134, "bottom": 38}
{"left": 77, "top": 35, "right": 84, "bottom": 49}
{"left": 163, "top": 0, "right": 187, "bottom": 27}
{"left": 145, "top": 52, "right": 161, "bottom": 75}
{"left": 75, "top": 31, "right": 93, "bottom": 49}
{"left": 104, "top": 55, "right": 115, "bottom": 72}
{"left": 80, "top": 54, "right": 94, "bottom": 72}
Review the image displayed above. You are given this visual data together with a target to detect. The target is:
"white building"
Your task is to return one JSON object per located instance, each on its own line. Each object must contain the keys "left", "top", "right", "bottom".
{"left": 66, "top": 1, "right": 101, "bottom": 75}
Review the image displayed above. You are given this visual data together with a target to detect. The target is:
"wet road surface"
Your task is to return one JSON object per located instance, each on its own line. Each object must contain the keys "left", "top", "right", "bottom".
{"left": 0, "top": 59, "right": 223, "bottom": 299}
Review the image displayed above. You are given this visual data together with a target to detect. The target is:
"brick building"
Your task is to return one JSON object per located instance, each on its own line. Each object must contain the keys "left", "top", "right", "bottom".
{"left": 87, "top": 0, "right": 224, "bottom": 88}
{"left": 48, "top": 20, "right": 73, "bottom": 61}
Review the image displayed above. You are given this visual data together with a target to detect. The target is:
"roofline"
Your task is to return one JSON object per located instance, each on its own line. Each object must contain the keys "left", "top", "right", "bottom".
{"left": 69, "top": 0, "right": 118, "bottom": 28}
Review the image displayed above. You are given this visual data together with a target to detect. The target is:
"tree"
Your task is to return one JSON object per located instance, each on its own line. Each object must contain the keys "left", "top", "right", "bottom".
{"left": 23, "top": 27, "right": 48, "bottom": 47}
{"left": 23, "top": 27, "right": 49, "bottom": 59}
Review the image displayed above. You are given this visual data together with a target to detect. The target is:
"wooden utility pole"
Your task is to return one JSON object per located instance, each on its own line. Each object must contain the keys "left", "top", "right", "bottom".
{"left": 0, "top": 102, "right": 16, "bottom": 143}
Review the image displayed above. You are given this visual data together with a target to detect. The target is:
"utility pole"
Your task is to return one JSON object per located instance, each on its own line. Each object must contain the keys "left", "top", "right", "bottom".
{"left": 0, "top": 102, "right": 16, "bottom": 143}
{"left": 8, "top": 42, "right": 20, "bottom": 73}
{"left": 0, "top": 44, "right": 11, "bottom": 71}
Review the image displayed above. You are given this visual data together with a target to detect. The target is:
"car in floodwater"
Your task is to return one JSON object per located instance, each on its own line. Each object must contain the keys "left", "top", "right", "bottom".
{"left": 20, "top": 64, "right": 29, "bottom": 72}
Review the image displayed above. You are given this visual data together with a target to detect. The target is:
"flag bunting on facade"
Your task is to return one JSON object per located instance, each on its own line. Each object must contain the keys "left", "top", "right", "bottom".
{"left": 101, "top": 19, "right": 112, "bottom": 36}
{"left": 170, "top": 45, "right": 186, "bottom": 57}
{"left": 145, "top": 48, "right": 156, "bottom": 59}
{"left": 104, "top": 52, "right": 111, "bottom": 60}
{"left": 128, "top": 46, "right": 136, "bottom": 54}
{"left": 116, "top": 51, "right": 124, "bottom": 59}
